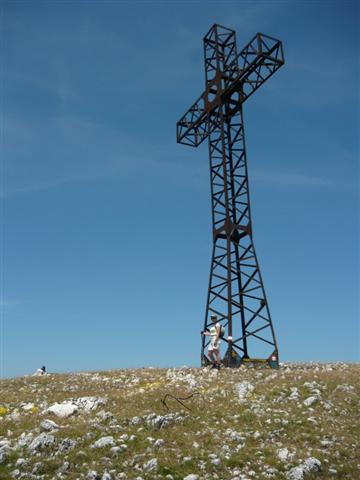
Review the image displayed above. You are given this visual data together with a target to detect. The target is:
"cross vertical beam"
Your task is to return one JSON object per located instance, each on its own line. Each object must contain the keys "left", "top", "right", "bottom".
{"left": 177, "top": 25, "right": 284, "bottom": 368}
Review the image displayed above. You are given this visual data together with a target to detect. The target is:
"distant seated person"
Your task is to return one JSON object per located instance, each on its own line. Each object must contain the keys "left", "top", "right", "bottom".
{"left": 33, "top": 366, "right": 46, "bottom": 376}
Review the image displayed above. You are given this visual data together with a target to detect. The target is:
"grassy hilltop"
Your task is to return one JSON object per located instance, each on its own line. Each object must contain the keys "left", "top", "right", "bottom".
{"left": 0, "top": 363, "right": 359, "bottom": 480}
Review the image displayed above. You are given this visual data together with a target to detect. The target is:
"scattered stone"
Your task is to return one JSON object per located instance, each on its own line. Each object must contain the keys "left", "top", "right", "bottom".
{"left": 92, "top": 436, "right": 115, "bottom": 448}
{"left": 97, "top": 410, "right": 114, "bottom": 421}
{"left": 10, "top": 409, "right": 21, "bottom": 421}
{"left": 87, "top": 471, "right": 101, "bottom": 480}
{"left": 46, "top": 396, "right": 107, "bottom": 418}
{"left": 289, "top": 387, "right": 300, "bottom": 400}
{"left": 28, "top": 433, "right": 55, "bottom": 453}
{"left": 286, "top": 466, "right": 304, "bottom": 480}
{"left": 110, "top": 446, "right": 125, "bottom": 455}
{"left": 286, "top": 457, "right": 321, "bottom": 479}
{"left": 58, "top": 438, "right": 77, "bottom": 453}
{"left": 335, "top": 384, "right": 355, "bottom": 393}
{"left": 143, "top": 458, "right": 158, "bottom": 472}
{"left": 46, "top": 402, "right": 78, "bottom": 418}
{"left": 303, "top": 396, "right": 318, "bottom": 407}
{"left": 277, "top": 447, "right": 290, "bottom": 461}
{"left": 75, "top": 396, "right": 108, "bottom": 412}
{"left": 303, "top": 457, "right": 321, "bottom": 473}
{"left": 235, "top": 381, "right": 254, "bottom": 401}
{"left": 225, "top": 428, "right": 245, "bottom": 442}
{"left": 320, "top": 439, "right": 332, "bottom": 448}
{"left": 0, "top": 449, "right": 8, "bottom": 464}
{"left": 154, "top": 438, "right": 165, "bottom": 448}
{"left": 40, "top": 419, "right": 59, "bottom": 431}
{"left": 16, "top": 432, "right": 34, "bottom": 448}
{"left": 145, "top": 412, "right": 184, "bottom": 429}
{"left": 58, "top": 461, "right": 70, "bottom": 473}
{"left": 129, "top": 416, "right": 142, "bottom": 425}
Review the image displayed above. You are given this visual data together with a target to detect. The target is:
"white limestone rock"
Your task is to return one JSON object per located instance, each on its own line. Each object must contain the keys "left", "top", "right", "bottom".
{"left": 58, "top": 461, "right": 70, "bottom": 474}
{"left": 16, "top": 432, "right": 34, "bottom": 448}
{"left": 46, "top": 403, "right": 78, "bottom": 418}
{"left": 286, "top": 457, "right": 321, "bottom": 480}
{"left": 58, "top": 438, "right": 77, "bottom": 453}
{"left": 335, "top": 384, "right": 355, "bottom": 393}
{"left": 75, "top": 396, "right": 108, "bottom": 412}
{"left": 143, "top": 458, "right": 158, "bottom": 472}
{"left": 303, "top": 396, "right": 318, "bottom": 407}
{"left": 28, "top": 433, "right": 55, "bottom": 453}
{"left": 289, "top": 387, "right": 300, "bottom": 400}
{"left": 10, "top": 409, "right": 21, "bottom": 422}
{"left": 129, "top": 415, "right": 142, "bottom": 425}
{"left": 154, "top": 438, "right": 165, "bottom": 448}
{"left": 145, "top": 412, "right": 184, "bottom": 429}
{"left": 277, "top": 447, "right": 290, "bottom": 461}
{"left": 303, "top": 457, "right": 321, "bottom": 473}
{"left": 92, "top": 436, "right": 115, "bottom": 449}
{"left": 87, "top": 471, "right": 100, "bottom": 480}
{"left": 40, "top": 419, "right": 59, "bottom": 431}
{"left": 45, "top": 396, "right": 107, "bottom": 419}
{"left": 235, "top": 381, "right": 254, "bottom": 401}
{"left": 286, "top": 466, "right": 305, "bottom": 480}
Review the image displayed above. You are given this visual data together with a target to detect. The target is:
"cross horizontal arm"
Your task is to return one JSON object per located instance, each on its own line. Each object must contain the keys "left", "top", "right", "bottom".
{"left": 177, "top": 33, "right": 284, "bottom": 147}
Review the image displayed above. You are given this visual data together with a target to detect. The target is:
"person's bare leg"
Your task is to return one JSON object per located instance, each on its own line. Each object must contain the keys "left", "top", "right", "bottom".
{"left": 208, "top": 350, "right": 215, "bottom": 365}
{"left": 214, "top": 348, "right": 221, "bottom": 366}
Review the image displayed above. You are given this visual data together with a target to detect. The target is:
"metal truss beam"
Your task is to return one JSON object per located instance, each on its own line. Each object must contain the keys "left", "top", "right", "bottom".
{"left": 176, "top": 24, "right": 284, "bottom": 368}
{"left": 177, "top": 31, "right": 284, "bottom": 148}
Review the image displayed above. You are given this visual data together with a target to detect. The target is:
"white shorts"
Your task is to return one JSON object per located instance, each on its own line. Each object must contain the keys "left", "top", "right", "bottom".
{"left": 208, "top": 341, "right": 221, "bottom": 352}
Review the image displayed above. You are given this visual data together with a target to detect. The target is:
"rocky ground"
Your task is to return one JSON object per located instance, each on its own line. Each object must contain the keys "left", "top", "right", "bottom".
{"left": 0, "top": 363, "right": 359, "bottom": 480}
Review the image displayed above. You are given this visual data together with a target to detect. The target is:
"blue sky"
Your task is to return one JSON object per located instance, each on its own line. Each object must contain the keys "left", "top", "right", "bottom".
{"left": 1, "top": 0, "right": 359, "bottom": 378}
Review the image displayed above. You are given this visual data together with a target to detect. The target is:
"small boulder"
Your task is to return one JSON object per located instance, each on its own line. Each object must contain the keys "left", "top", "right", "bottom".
{"left": 303, "top": 457, "right": 321, "bottom": 473}
{"left": 40, "top": 419, "right": 58, "bottom": 431}
{"left": 92, "top": 436, "right": 115, "bottom": 449}
{"left": 46, "top": 403, "right": 78, "bottom": 418}
{"left": 28, "top": 433, "right": 55, "bottom": 453}
{"left": 303, "top": 396, "right": 318, "bottom": 407}
{"left": 87, "top": 471, "right": 100, "bottom": 480}
{"left": 277, "top": 447, "right": 290, "bottom": 462}
{"left": 143, "top": 458, "right": 158, "bottom": 472}
{"left": 286, "top": 466, "right": 305, "bottom": 480}
{"left": 58, "top": 438, "right": 77, "bottom": 453}
{"left": 235, "top": 381, "right": 254, "bottom": 401}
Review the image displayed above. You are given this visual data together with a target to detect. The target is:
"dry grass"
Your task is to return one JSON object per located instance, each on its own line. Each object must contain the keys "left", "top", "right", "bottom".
{"left": 0, "top": 363, "right": 359, "bottom": 480}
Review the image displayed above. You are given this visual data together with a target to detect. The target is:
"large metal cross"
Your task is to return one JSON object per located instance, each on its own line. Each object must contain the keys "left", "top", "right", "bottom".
{"left": 176, "top": 24, "right": 284, "bottom": 368}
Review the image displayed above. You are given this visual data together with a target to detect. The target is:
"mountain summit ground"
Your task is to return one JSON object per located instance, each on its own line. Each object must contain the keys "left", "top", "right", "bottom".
{"left": 0, "top": 363, "right": 358, "bottom": 479}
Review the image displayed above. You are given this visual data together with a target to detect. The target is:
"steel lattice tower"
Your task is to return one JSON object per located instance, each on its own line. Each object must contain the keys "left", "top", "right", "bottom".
{"left": 176, "top": 24, "right": 284, "bottom": 368}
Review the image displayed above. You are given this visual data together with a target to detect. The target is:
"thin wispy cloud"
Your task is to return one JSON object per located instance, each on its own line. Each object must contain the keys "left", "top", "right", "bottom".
{"left": 2, "top": 114, "right": 153, "bottom": 197}
{"left": 252, "top": 170, "right": 335, "bottom": 187}
{"left": 0, "top": 300, "right": 20, "bottom": 308}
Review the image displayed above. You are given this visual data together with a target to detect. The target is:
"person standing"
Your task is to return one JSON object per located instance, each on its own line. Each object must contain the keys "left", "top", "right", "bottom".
{"left": 33, "top": 366, "right": 46, "bottom": 376}
{"left": 202, "top": 315, "right": 222, "bottom": 369}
